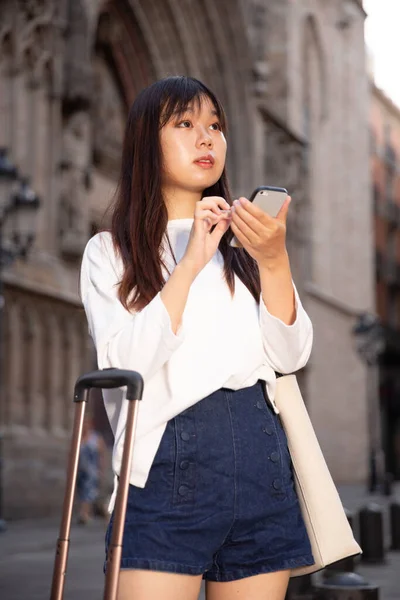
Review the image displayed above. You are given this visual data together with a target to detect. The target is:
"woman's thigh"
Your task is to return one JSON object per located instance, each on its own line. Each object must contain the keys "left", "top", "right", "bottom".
{"left": 117, "top": 570, "right": 203, "bottom": 600}
{"left": 205, "top": 570, "right": 290, "bottom": 600}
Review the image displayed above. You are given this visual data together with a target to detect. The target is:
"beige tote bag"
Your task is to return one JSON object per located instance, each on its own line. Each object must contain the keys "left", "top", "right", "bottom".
{"left": 274, "top": 374, "right": 362, "bottom": 577}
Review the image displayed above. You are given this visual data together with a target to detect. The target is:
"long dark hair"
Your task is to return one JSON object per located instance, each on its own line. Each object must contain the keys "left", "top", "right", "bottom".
{"left": 106, "top": 76, "right": 260, "bottom": 311}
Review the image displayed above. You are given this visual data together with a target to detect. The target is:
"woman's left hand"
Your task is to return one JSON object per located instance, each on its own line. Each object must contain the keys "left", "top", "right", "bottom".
{"left": 230, "top": 195, "right": 291, "bottom": 268}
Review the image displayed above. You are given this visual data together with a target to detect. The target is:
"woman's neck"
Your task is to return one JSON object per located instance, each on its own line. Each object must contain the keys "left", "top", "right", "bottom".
{"left": 163, "top": 186, "right": 202, "bottom": 220}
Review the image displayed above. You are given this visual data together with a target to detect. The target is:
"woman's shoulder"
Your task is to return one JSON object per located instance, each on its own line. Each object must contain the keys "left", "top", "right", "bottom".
{"left": 83, "top": 231, "right": 119, "bottom": 264}
{"left": 84, "top": 230, "right": 113, "bottom": 256}
{"left": 82, "top": 231, "right": 123, "bottom": 279}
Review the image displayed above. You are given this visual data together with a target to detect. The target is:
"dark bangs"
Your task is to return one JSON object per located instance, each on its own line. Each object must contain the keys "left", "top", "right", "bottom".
{"left": 158, "top": 76, "right": 227, "bottom": 131}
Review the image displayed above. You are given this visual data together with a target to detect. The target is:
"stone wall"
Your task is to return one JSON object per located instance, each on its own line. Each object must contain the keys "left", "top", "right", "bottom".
{"left": 286, "top": 0, "right": 373, "bottom": 482}
{"left": 0, "top": 0, "right": 374, "bottom": 517}
{"left": 2, "top": 285, "right": 92, "bottom": 518}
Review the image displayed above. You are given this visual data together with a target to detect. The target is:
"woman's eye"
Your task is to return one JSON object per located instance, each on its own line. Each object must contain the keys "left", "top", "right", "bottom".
{"left": 178, "top": 120, "right": 192, "bottom": 128}
{"left": 210, "top": 122, "right": 221, "bottom": 131}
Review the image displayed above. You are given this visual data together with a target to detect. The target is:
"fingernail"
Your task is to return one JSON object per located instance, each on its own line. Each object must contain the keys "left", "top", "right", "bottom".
{"left": 231, "top": 205, "right": 236, "bottom": 213}
{"left": 233, "top": 199, "right": 240, "bottom": 207}
{"left": 239, "top": 197, "right": 247, "bottom": 206}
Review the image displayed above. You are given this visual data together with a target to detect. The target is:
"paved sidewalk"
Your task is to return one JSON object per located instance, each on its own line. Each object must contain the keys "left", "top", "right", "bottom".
{"left": 0, "top": 484, "right": 400, "bottom": 599}
{"left": 0, "top": 517, "right": 110, "bottom": 600}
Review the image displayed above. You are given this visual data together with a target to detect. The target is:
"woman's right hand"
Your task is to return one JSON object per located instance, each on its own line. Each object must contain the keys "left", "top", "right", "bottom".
{"left": 180, "top": 197, "right": 232, "bottom": 278}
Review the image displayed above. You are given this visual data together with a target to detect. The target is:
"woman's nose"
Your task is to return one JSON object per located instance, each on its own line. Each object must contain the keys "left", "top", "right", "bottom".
{"left": 197, "top": 129, "right": 213, "bottom": 148}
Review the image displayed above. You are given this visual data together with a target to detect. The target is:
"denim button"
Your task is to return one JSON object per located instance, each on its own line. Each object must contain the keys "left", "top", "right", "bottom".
{"left": 180, "top": 460, "right": 189, "bottom": 470}
{"left": 263, "top": 427, "right": 273, "bottom": 436}
{"left": 272, "top": 479, "right": 282, "bottom": 490}
{"left": 178, "top": 484, "right": 190, "bottom": 496}
{"left": 181, "top": 432, "right": 190, "bottom": 441}
{"left": 270, "top": 451, "right": 280, "bottom": 463}
{"left": 256, "top": 400, "right": 264, "bottom": 410}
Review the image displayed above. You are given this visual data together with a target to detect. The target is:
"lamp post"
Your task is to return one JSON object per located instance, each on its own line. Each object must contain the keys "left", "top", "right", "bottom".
{"left": 352, "top": 312, "right": 385, "bottom": 494}
{"left": 0, "top": 147, "right": 41, "bottom": 531}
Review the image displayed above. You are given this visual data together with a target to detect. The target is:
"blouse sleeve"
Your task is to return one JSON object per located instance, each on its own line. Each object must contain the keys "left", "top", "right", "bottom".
{"left": 259, "top": 282, "right": 313, "bottom": 374}
{"left": 80, "top": 232, "right": 185, "bottom": 379}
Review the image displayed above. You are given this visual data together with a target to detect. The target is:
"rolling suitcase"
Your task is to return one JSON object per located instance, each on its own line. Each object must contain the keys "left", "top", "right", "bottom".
{"left": 50, "top": 368, "right": 144, "bottom": 600}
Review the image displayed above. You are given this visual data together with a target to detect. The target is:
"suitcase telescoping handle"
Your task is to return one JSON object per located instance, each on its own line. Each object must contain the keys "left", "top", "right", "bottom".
{"left": 50, "top": 368, "right": 144, "bottom": 600}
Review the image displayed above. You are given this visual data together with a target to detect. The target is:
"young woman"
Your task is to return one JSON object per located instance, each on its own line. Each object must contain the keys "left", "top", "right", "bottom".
{"left": 80, "top": 76, "right": 314, "bottom": 600}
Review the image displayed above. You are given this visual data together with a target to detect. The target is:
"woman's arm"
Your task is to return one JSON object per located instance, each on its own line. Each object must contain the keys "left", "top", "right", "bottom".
{"left": 259, "top": 251, "right": 296, "bottom": 325}
{"left": 258, "top": 273, "right": 313, "bottom": 374}
{"left": 258, "top": 253, "right": 312, "bottom": 374}
{"left": 80, "top": 233, "right": 193, "bottom": 380}
{"left": 160, "top": 262, "right": 197, "bottom": 334}
{"left": 229, "top": 195, "right": 313, "bottom": 373}
{"left": 81, "top": 201, "right": 231, "bottom": 379}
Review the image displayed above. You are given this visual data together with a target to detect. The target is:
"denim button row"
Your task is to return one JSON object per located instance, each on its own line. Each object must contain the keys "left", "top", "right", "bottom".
{"left": 173, "top": 412, "right": 197, "bottom": 504}
{"left": 257, "top": 394, "right": 285, "bottom": 496}
{"left": 270, "top": 451, "right": 283, "bottom": 494}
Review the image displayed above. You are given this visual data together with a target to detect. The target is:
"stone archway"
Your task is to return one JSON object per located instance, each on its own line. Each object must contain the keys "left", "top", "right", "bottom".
{"left": 91, "top": 1, "right": 155, "bottom": 180}
{"left": 84, "top": 0, "right": 256, "bottom": 194}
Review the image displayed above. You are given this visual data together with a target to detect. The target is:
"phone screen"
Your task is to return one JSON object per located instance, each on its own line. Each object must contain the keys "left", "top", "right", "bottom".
{"left": 250, "top": 186, "right": 287, "bottom": 217}
{"left": 229, "top": 186, "right": 288, "bottom": 248}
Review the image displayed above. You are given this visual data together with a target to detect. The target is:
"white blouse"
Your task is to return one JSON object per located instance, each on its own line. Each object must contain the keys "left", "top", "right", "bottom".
{"left": 80, "top": 219, "right": 313, "bottom": 511}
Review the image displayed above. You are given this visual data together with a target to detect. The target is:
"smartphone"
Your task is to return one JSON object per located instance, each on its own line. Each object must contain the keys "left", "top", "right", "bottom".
{"left": 229, "top": 186, "right": 288, "bottom": 248}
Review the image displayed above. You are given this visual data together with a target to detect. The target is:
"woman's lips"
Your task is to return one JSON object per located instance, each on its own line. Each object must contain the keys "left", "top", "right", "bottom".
{"left": 194, "top": 159, "right": 214, "bottom": 169}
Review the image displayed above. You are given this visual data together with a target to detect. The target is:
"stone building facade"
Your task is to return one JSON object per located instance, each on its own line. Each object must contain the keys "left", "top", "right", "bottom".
{"left": 371, "top": 83, "right": 400, "bottom": 480}
{"left": 0, "top": 0, "right": 373, "bottom": 519}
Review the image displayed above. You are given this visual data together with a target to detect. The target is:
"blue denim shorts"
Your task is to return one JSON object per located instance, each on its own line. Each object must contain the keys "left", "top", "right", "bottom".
{"left": 104, "top": 381, "right": 314, "bottom": 582}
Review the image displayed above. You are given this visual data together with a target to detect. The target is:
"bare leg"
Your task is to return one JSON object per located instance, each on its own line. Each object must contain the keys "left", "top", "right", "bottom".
{"left": 117, "top": 570, "right": 203, "bottom": 600}
{"left": 206, "top": 570, "right": 291, "bottom": 600}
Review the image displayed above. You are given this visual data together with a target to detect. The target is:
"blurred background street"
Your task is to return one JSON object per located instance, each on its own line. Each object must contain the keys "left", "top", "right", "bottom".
{"left": 2, "top": 0, "right": 400, "bottom": 598}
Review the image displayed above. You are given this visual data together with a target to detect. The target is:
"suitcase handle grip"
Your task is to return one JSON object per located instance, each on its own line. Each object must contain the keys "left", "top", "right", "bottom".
{"left": 73, "top": 368, "right": 144, "bottom": 402}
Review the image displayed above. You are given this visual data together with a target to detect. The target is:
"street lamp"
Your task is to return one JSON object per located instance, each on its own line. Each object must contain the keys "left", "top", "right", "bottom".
{"left": 352, "top": 312, "right": 386, "bottom": 494}
{"left": 0, "top": 147, "right": 41, "bottom": 531}
{"left": 353, "top": 313, "right": 385, "bottom": 366}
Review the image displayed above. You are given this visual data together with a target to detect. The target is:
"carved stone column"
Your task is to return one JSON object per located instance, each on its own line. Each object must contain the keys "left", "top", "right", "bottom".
{"left": 57, "top": 110, "right": 92, "bottom": 257}
{"left": 0, "top": 21, "right": 13, "bottom": 148}
{"left": 92, "top": 54, "right": 125, "bottom": 176}
{"left": 29, "top": 308, "right": 45, "bottom": 431}
{"left": 56, "top": 0, "right": 93, "bottom": 259}
{"left": 5, "top": 300, "right": 24, "bottom": 431}
{"left": 60, "top": 314, "right": 84, "bottom": 432}
{"left": 245, "top": 0, "right": 270, "bottom": 97}
{"left": 46, "top": 313, "right": 64, "bottom": 434}
{"left": 20, "top": 306, "right": 35, "bottom": 429}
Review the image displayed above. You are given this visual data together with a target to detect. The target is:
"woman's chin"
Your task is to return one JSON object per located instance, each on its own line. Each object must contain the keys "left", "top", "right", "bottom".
{"left": 188, "top": 173, "right": 221, "bottom": 191}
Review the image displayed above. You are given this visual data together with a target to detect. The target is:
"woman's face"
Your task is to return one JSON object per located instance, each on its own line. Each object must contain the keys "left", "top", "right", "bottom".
{"left": 160, "top": 96, "right": 227, "bottom": 195}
